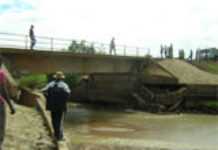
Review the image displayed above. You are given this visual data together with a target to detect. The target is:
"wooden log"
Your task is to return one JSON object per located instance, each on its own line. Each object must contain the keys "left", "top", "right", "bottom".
{"left": 131, "top": 92, "right": 147, "bottom": 108}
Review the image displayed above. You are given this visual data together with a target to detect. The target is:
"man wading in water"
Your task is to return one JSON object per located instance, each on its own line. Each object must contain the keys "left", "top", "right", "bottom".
{"left": 0, "top": 56, "right": 16, "bottom": 150}
{"left": 42, "top": 71, "right": 71, "bottom": 141}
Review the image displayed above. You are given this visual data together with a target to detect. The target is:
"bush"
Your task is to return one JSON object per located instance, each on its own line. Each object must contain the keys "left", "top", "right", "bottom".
{"left": 64, "top": 73, "right": 80, "bottom": 89}
{"left": 204, "top": 101, "right": 218, "bottom": 109}
{"left": 179, "top": 49, "right": 185, "bottom": 59}
{"left": 19, "top": 74, "right": 47, "bottom": 89}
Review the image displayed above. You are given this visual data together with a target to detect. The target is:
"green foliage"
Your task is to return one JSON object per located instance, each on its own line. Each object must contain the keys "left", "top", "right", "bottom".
{"left": 19, "top": 74, "right": 47, "bottom": 89}
{"left": 168, "top": 44, "right": 173, "bottom": 58}
{"left": 161, "top": 44, "right": 174, "bottom": 58}
{"left": 206, "top": 63, "right": 218, "bottom": 74}
{"left": 68, "top": 40, "right": 96, "bottom": 54}
{"left": 47, "top": 73, "right": 54, "bottom": 82}
{"left": 179, "top": 49, "right": 185, "bottom": 59}
{"left": 144, "top": 54, "right": 152, "bottom": 59}
{"left": 64, "top": 73, "right": 80, "bottom": 89}
{"left": 204, "top": 101, "right": 218, "bottom": 108}
{"left": 193, "top": 61, "right": 218, "bottom": 74}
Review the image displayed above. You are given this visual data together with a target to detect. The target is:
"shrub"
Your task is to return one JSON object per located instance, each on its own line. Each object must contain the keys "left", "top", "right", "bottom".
{"left": 179, "top": 49, "right": 185, "bottom": 59}
{"left": 64, "top": 73, "right": 80, "bottom": 89}
{"left": 204, "top": 101, "right": 218, "bottom": 109}
{"left": 19, "top": 74, "right": 47, "bottom": 89}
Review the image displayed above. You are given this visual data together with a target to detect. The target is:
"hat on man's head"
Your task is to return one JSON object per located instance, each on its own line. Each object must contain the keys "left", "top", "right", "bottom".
{"left": 53, "top": 71, "right": 65, "bottom": 79}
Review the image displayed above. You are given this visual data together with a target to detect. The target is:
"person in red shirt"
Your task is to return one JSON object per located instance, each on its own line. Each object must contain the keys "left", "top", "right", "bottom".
{"left": 0, "top": 56, "right": 16, "bottom": 150}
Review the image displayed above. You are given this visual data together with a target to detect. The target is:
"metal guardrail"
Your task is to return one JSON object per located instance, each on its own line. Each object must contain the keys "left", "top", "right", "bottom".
{"left": 0, "top": 32, "right": 150, "bottom": 57}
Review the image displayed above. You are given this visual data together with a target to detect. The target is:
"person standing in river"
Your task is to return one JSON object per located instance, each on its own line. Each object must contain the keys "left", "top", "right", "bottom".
{"left": 0, "top": 56, "right": 16, "bottom": 150}
{"left": 42, "top": 71, "right": 71, "bottom": 141}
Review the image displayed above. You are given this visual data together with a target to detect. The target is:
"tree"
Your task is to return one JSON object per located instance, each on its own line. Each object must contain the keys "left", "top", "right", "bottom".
{"left": 68, "top": 40, "right": 96, "bottom": 54}
{"left": 168, "top": 43, "right": 173, "bottom": 58}
{"left": 179, "top": 49, "right": 185, "bottom": 59}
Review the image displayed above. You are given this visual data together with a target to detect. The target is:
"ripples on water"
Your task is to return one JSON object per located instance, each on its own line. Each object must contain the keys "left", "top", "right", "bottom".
{"left": 64, "top": 104, "right": 218, "bottom": 150}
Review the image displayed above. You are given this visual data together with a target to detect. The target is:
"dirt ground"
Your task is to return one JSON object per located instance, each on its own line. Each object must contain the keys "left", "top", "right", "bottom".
{"left": 158, "top": 59, "right": 218, "bottom": 85}
{"left": 69, "top": 143, "right": 170, "bottom": 150}
{"left": 3, "top": 104, "right": 56, "bottom": 150}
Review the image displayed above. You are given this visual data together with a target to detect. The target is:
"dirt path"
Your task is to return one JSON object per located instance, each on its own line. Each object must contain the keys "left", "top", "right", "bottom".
{"left": 3, "top": 104, "right": 55, "bottom": 150}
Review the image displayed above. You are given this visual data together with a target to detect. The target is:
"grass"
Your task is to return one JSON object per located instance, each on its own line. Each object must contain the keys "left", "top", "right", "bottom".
{"left": 193, "top": 61, "right": 218, "bottom": 74}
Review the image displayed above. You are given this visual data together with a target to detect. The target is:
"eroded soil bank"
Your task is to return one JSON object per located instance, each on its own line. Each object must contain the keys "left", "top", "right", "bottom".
{"left": 3, "top": 104, "right": 56, "bottom": 150}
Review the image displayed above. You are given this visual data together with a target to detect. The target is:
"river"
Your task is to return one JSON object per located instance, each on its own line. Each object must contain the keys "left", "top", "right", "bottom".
{"left": 64, "top": 104, "right": 218, "bottom": 150}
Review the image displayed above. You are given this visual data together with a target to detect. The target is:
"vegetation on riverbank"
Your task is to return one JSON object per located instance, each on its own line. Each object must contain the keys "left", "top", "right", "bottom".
{"left": 16, "top": 60, "right": 218, "bottom": 114}
{"left": 192, "top": 60, "right": 218, "bottom": 74}
{"left": 204, "top": 101, "right": 218, "bottom": 109}
{"left": 18, "top": 74, "right": 47, "bottom": 89}
{"left": 18, "top": 73, "right": 80, "bottom": 90}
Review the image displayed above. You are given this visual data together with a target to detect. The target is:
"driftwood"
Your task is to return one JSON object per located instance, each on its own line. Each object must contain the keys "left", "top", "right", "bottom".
{"left": 141, "top": 86, "right": 154, "bottom": 100}
{"left": 131, "top": 92, "right": 147, "bottom": 108}
{"left": 133, "top": 86, "right": 187, "bottom": 112}
{"left": 131, "top": 92, "right": 166, "bottom": 111}
{"left": 168, "top": 99, "right": 184, "bottom": 111}
{"left": 155, "top": 87, "right": 187, "bottom": 105}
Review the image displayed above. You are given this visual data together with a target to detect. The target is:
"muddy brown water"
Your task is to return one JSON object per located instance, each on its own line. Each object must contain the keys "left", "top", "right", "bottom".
{"left": 64, "top": 104, "right": 218, "bottom": 150}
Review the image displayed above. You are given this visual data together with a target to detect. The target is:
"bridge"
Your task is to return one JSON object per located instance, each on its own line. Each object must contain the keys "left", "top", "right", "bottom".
{"left": 0, "top": 47, "right": 146, "bottom": 74}
{"left": 0, "top": 32, "right": 149, "bottom": 75}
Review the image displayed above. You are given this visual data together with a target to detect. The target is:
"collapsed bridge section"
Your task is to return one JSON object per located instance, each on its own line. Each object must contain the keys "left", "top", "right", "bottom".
{"left": 72, "top": 59, "right": 218, "bottom": 112}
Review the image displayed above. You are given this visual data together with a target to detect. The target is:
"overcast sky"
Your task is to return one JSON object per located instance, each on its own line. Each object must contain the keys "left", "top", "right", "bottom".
{"left": 0, "top": 0, "right": 218, "bottom": 57}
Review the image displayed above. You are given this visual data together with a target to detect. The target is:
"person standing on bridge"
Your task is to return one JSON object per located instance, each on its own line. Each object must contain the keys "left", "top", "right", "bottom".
{"left": 42, "top": 71, "right": 71, "bottom": 141}
{"left": 109, "top": 37, "right": 116, "bottom": 55}
{"left": 0, "top": 56, "right": 16, "bottom": 150}
{"left": 29, "top": 25, "right": 36, "bottom": 50}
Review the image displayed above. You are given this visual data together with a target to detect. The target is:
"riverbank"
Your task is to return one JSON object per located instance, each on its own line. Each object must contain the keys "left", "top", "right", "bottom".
{"left": 3, "top": 104, "right": 55, "bottom": 150}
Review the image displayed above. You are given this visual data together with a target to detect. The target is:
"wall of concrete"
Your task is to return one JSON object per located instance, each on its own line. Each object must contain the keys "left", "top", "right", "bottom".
{"left": 72, "top": 73, "right": 137, "bottom": 104}
{"left": 0, "top": 48, "right": 145, "bottom": 74}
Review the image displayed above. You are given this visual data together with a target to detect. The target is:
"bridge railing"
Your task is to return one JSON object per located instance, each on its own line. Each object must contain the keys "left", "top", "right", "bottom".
{"left": 0, "top": 32, "right": 150, "bottom": 57}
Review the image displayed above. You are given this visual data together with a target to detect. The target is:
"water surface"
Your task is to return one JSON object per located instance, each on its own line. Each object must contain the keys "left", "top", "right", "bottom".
{"left": 65, "top": 104, "right": 218, "bottom": 150}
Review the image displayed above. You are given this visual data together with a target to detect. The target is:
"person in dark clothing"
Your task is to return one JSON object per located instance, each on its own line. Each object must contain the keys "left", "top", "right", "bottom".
{"left": 42, "top": 71, "right": 71, "bottom": 141}
{"left": 29, "top": 25, "right": 36, "bottom": 50}
{"left": 109, "top": 37, "right": 116, "bottom": 55}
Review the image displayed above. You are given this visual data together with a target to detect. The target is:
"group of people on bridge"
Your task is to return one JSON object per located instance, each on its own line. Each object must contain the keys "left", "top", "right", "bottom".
{"left": 160, "top": 44, "right": 193, "bottom": 61}
{"left": 28, "top": 25, "right": 117, "bottom": 55}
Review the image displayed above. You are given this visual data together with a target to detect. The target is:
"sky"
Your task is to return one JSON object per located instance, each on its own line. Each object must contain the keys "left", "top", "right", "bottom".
{"left": 0, "top": 0, "right": 218, "bottom": 57}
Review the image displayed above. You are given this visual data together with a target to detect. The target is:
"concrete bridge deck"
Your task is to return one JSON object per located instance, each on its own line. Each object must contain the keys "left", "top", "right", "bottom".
{"left": 1, "top": 47, "right": 218, "bottom": 86}
{"left": 0, "top": 47, "right": 145, "bottom": 74}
